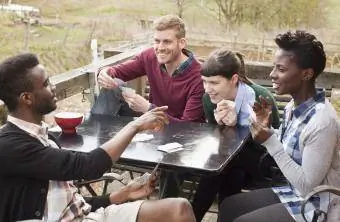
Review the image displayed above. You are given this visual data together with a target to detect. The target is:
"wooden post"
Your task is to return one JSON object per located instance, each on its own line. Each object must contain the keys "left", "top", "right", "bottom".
{"left": 86, "top": 71, "right": 97, "bottom": 107}
{"left": 232, "top": 35, "right": 237, "bottom": 50}
{"left": 261, "top": 36, "right": 265, "bottom": 61}
{"left": 23, "top": 17, "right": 30, "bottom": 51}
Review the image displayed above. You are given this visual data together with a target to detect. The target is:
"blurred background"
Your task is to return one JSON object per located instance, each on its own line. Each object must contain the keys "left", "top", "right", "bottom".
{"left": 1, "top": 0, "right": 340, "bottom": 75}
{"left": 1, "top": 0, "right": 340, "bottom": 124}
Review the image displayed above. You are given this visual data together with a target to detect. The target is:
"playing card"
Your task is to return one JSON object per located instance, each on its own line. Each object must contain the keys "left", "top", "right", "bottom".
{"left": 114, "top": 78, "right": 127, "bottom": 88}
{"left": 151, "top": 159, "right": 161, "bottom": 175}
{"left": 157, "top": 142, "right": 184, "bottom": 153}
{"left": 133, "top": 172, "right": 151, "bottom": 185}
{"left": 121, "top": 86, "right": 136, "bottom": 95}
{"left": 131, "top": 133, "right": 154, "bottom": 142}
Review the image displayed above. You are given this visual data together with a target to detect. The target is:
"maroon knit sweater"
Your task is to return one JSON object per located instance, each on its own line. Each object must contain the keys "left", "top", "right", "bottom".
{"left": 107, "top": 47, "right": 205, "bottom": 122}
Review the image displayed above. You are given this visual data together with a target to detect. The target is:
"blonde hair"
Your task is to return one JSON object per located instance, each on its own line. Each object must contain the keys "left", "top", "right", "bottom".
{"left": 153, "top": 14, "right": 186, "bottom": 38}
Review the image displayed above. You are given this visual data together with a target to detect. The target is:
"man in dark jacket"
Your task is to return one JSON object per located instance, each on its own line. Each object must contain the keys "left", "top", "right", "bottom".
{"left": 0, "top": 53, "right": 196, "bottom": 222}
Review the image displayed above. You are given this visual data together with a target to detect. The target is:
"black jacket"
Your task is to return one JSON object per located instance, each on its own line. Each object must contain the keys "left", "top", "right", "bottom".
{"left": 0, "top": 122, "right": 112, "bottom": 221}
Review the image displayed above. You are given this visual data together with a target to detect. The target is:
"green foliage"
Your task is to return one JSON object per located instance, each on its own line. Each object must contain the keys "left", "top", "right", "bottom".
{"left": 100, "top": 6, "right": 117, "bottom": 14}
{"left": 0, "top": 0, "right": 338, "bottom": 77}
{"left": 213, "top": 0, "right": 327, "bottom": 31}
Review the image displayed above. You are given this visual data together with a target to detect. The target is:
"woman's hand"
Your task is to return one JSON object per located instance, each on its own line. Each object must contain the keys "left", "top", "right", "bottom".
{"left": 252, "top": 96, "right": 272, "bottom": 127}
{"left": 214, "top": 100, "right": 237, "bottom": 126}
{"left": 250, "top": 96, "right": 273, "bottom": 144}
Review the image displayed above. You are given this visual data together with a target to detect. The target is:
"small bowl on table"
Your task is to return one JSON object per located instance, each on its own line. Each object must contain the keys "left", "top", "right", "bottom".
{"left": 54, "top": 112, "right": 84, "bottom": 135}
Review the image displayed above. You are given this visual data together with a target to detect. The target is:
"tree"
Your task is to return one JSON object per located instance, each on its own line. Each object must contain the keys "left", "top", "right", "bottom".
{"left": 176, "top": 0, "right": 184, "bottom": 18}
{"left": 213, "top": 0, "right": 326, "bottom": 31}
{"left": 174, "top": 0, "right": 194, "bottom": 18}
{"left": 212, "top": 0, "right": 245, "bottom": 31}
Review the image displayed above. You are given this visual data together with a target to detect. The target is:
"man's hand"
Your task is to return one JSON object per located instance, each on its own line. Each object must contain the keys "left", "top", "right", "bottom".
{"left": 131, "top": 106, "right": 169, "bottom": 132}
{"left": 250, "top": 96, "right": 273, "bottom": 144}
{"left": 122, "top": 92, "right": 151, "bottom": 113}
{"left": 125, "top": 173, "right": 157, "bottom": 201}
{"left": 97, "top": 67, "right": 118, "bottom": 89}
{"left": 109, "top": 173, "right": 157, "bottom": 204}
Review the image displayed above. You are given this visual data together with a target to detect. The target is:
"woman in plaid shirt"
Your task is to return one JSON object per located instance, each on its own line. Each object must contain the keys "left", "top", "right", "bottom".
{"left": 218, "top": 31, "right": 340, "bottom": 222}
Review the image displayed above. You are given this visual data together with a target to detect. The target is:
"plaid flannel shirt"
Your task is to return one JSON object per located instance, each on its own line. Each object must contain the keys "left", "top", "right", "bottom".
{"left": 159, "top": 49, "right": 194, "bottom": 76}
{"left": 272, "top": 91, "right": 329, "bottom": 221}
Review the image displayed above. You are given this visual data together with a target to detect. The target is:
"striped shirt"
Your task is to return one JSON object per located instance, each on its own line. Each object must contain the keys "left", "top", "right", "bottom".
{"left": 262, "top": 91, "right": 340, "bottom": 221}
{"left": 7, "top": 116, "right": 91, "bottom": 222}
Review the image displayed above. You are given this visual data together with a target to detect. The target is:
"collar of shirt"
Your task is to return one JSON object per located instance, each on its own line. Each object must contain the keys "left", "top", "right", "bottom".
{"left": 286, "top": 90, "right": 325, "bottom": 120}
{"left": 160, "top": 48, "right": 194, "bottom": 76}
{"left": 7, "top": 115, "right": 49, "bottom": 146}
{"left": 234, "top": 82, "right": 254, "bottom": 115}
{"left": 233, "top": 82, "right": 256, "bottom": 126}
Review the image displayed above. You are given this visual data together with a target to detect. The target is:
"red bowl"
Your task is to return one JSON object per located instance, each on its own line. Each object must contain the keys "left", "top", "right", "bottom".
{"left": 54, "top": 112, "right": 84, "bottom": 134}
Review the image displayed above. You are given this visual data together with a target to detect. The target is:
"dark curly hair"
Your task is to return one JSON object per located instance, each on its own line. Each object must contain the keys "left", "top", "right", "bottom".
{"left": 274, "top": 30, "right": 326, "bottom": 79}
{"left": 201, "top": 48, "right": 253, "bottom": 85}
{"left": 0, "top": 53, "right": 39, "bottom": 111}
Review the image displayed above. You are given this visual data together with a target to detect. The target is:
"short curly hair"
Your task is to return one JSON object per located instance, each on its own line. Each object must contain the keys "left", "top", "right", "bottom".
{"left": 0, "top": 53, "right": 39, "bottom": 111}
{"left": 274, "top": 30, "right": 326, "bottom": 79}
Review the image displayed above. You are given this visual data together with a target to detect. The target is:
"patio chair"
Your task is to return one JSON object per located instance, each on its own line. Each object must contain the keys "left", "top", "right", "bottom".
{"left": 74, "top": 172, "right": 126, "bottom": 196}
{"left": 302, "top": 185, "right": 340, "bottom": 222}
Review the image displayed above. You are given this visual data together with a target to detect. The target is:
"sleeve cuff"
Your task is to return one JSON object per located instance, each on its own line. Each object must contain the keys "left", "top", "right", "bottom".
{"left": 107, "top": 67, "right": 116, "bottom": 77}
{"left": 84, "top": 195, "right": 111, "bottom": 212}
{"left": 261, "top": 133, "right": 283, "bottom": 156}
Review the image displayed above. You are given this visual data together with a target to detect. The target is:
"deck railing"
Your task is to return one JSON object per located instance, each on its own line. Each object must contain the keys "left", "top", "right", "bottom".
{"left": 1, "top": 41, "right": 340, "bottom": 125}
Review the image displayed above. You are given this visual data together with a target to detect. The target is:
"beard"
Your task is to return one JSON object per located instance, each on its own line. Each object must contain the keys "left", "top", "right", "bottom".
{"left": 34, "top": 101, "right": 57, "bottom": 116}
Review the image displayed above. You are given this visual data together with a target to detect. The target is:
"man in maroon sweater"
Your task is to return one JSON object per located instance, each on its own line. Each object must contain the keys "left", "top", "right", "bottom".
{"left": 97, "top": 14, "right": 205, "bottom": 199}
{"left": 97, "top": 14, "right": 205, "bottom": 122}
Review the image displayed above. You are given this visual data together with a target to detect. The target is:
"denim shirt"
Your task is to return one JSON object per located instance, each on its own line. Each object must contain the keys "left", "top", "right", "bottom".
{"left": 235, "top": 82, "right": 256, "bottom": 126}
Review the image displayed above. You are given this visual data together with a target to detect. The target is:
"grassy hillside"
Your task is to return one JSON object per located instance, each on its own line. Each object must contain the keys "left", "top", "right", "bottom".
{"left": 0, "top": 0, "right": 178, "bottom": 75}
{"left": 1, "top": 0, "right": 340, "bottom": 76}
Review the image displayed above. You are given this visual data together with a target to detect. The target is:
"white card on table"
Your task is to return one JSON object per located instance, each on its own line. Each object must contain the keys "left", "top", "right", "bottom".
{"left": 132, "top": 133, "right": 154, "bottom": 142}
{"left": 157, "top": 142, "right": 183, "bottom": 153}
